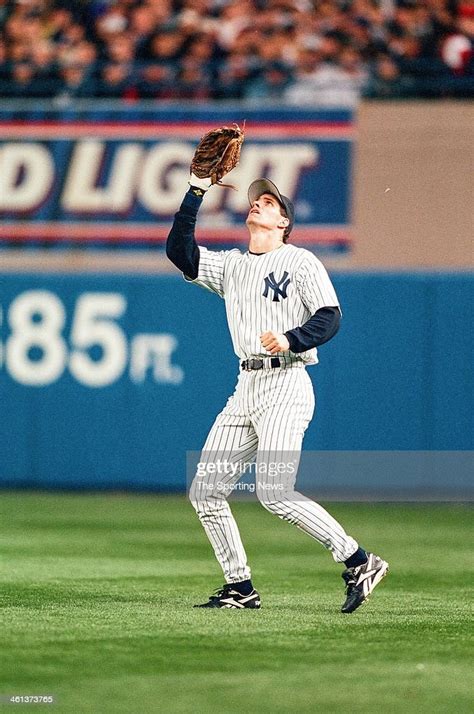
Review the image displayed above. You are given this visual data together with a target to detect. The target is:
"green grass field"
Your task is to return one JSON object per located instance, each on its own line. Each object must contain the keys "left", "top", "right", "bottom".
{"left": 0, "top": 493, "right": 472, "bottom": 714}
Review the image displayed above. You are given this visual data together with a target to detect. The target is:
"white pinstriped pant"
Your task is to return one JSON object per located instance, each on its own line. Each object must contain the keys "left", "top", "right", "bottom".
{"left": 189, "top": 364, "right": 358, "bottom": 583}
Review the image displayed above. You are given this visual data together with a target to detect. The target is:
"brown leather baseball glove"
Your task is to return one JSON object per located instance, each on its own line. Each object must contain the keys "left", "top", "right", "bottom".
{"left": 190, "top": 124, "right": 244, "bottom": 188}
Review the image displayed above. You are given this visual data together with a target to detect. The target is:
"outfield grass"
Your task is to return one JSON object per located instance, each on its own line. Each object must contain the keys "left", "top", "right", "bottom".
{"left": 0, "top": 493, "right": 472, "bottom": 714}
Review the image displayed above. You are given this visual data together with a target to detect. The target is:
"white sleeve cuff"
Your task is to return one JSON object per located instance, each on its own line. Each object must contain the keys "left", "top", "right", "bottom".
{"left": 189, "top": 173, "right": 213, "bottom": 191}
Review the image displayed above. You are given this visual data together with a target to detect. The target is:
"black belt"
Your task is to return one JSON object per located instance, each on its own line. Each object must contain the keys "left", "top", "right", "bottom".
{"left": 241, "top": 357, "right": 281, "bottom": 371}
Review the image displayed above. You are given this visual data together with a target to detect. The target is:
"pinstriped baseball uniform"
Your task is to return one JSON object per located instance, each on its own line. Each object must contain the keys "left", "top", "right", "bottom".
{"left": 188, "top": 243, "right": 359, "bottom": 583}
{"left": 188, "top": 244, "right": 333, "bottom": 364}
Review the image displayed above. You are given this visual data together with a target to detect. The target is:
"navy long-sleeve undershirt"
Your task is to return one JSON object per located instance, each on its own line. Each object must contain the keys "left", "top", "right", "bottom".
{"left": 166, "top": 188, "right": 341, "bottom": 352}
{"left": 166, "top": 188, "right": 203, "bottom": 280}
{"left": 284, "top": 307, "right": 340, "bottom": 352}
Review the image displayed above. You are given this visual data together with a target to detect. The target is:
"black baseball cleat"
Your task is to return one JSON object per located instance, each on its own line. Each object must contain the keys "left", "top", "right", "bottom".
{"left": 194, "top": 584, "right": 261, "bottom": 609}
{"left": 341, "top": 552, "right": 389, "bottom": 614}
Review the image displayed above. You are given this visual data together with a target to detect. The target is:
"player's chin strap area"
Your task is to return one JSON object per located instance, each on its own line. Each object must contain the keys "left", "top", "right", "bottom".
{"left": 240, "top": 357, "right": 304, "bottom": 371}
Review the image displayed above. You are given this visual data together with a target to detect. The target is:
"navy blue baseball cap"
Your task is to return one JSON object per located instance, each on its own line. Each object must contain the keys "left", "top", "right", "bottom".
{"left": 248, "top": 178, "right": 295, "bottom": 237}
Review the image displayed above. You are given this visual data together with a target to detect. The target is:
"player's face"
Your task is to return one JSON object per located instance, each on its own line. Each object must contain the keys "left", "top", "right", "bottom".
{"left": 246, "top": 193, "right": 286, "bottom": 232}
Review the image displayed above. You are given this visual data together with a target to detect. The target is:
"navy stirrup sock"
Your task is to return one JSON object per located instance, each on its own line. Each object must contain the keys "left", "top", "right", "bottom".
{"left": 230, "top": 579, "right": 253, "bottom": 595}
{"left": 344, "top": 547, "right": 368, "bottom": 569}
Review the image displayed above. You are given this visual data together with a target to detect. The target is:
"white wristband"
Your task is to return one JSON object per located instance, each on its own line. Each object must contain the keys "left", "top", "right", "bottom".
{"left": 189, "top": 173, "right": 213, "bottom": 191}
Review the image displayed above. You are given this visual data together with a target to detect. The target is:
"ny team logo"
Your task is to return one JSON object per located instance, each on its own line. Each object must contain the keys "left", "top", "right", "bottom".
{"left": 263, "top": 271, "right": 291, "bottom": 302}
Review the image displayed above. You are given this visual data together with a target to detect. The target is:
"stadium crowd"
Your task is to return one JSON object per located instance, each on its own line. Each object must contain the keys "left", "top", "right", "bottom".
{"left": 0, "top": 0, "right": 473, "bottom": 104}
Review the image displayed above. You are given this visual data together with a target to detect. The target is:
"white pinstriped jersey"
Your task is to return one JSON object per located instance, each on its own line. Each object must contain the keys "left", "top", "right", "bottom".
{"left": 187, "top": 244, "right": 340, "bottom": 364}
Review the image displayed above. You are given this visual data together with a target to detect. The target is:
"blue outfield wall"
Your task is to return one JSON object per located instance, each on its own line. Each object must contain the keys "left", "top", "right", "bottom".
{"left": 0, "top": 272, "right": 472, "bottom": 494}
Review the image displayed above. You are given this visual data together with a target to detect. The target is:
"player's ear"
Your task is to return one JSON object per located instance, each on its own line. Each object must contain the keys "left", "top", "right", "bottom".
{"left": 278, "top": 217, "right": 289, "bottom": 229}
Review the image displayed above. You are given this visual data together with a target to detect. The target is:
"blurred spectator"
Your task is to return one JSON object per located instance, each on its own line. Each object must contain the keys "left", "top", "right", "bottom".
{"left": 339, "top": 45, "right": 369, "bottom": 85}
{"left": 214, "top": 51, "right": 259, "bottom": 100}
{"left": 95, "top": 61, "right": 134, "bottom": 99}
{"left": 129, "top": 3, "right": 158, "bottom": 58}
{"left": 175, "top": 61, "right": 213, "bottom": 100}
{"left": 144, "top": 27, "right": 183, "bottom": 65}
{"left": 2, "top": 61, "right": 35, "bottom": 98}
{"left": 135, "top": 64, "right": 175, "bottom": 100}
{"left": 216, "top": 0, "right": 254, "bottom": 51}
{"left": 363, "top": 53, "right": 416, "bottom": 98}
{"left": 56, "top": 64, "right": 95, "bottom": 101}
{"left": 441, "top": 3, "right": 474, "bottom": 73}
{"left": 0, "top": 37, "right": 8, "bottom": 80}
{"left": 244, "top": 60, "right": 294, "bottom": 100}
{"left": 106, "top": 33, "right": 135, "bottom": 64}
{"left": 0, "top": 0, "right": 471, "bottom": 102}
{"left": 284, "top": 44, "right": 366, "bottom": 107}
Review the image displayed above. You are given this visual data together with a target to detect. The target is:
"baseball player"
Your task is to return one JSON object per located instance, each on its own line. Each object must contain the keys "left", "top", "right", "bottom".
{"left": 166, "top": 173, "right": 388, "bottom": 613}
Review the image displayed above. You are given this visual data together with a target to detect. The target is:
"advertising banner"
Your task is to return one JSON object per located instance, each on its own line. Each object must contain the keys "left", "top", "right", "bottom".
{"left": 0, "top": 106, "right": 353, "bottom": 251}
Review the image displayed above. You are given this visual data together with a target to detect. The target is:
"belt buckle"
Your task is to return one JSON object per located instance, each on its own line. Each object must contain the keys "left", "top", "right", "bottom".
{"left": 242, "top": 358, "right": 264, "bottom": 371}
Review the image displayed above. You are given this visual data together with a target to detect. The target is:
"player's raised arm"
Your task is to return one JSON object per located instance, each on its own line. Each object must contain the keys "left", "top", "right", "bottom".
{"left": 166, "top": 184, "right": 205, "bottom": 280}
{"left": 166, "top": 124, "right": 244, "bottom": 290}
